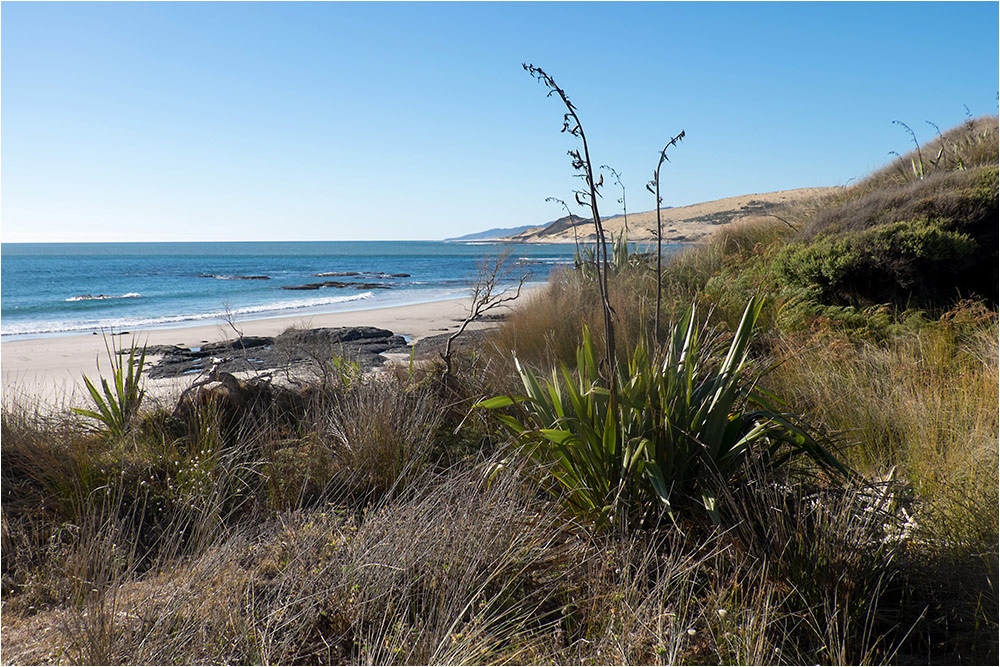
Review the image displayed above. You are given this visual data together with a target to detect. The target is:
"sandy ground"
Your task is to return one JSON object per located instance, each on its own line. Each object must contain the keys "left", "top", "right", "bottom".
{"left": 1, "top": 288, "right": 539, "bottom": 411}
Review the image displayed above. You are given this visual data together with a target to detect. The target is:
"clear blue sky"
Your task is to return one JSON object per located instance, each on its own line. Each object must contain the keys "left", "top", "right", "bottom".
{"left": 2, "top": 1, "right": 997, "bottom": 242}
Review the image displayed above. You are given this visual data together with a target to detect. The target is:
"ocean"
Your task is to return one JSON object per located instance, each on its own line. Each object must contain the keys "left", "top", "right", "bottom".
{"left": 1, "top": 241, "right": 587, "bottom": 340}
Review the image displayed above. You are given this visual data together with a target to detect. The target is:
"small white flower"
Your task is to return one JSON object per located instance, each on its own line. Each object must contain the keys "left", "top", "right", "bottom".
{"left": 687, "top": 628, "right": 697, "bottom": 636}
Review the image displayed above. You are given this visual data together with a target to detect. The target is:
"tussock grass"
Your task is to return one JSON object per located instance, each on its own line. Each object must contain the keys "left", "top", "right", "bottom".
{"left": 323, "top": 379, "right": 440, "bottom": 506}
{"left": 4, "top": 460, "right": 581, "bottom": 665}
{"left": 492, "top": 266, "right": 659, "bottom": 370}
{"left": 766, "top": 306, "right": 998, "bottom": 479}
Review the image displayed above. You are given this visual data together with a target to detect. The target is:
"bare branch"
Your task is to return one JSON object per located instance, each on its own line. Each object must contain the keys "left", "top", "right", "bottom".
{"left": 441, "top": 251, "right": 531, "bottom": 382}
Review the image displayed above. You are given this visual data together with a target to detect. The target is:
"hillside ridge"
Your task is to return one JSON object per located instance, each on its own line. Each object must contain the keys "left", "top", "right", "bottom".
{"left": 502, "top": 187, "right": 836, "bottom": 244}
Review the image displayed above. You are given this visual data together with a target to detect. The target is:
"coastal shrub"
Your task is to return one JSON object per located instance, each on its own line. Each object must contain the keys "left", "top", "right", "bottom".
{"left": 73, "top": 337, "right": 147, "bottom": 440}
{"left": 480, "top": 298, "right": 848, "bottom": 530}
{"left": 773, "top": 216, "right": 979, "bottom": 307}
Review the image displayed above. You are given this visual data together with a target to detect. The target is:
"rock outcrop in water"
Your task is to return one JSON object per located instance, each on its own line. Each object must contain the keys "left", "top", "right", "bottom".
{"left": 280, "top": 281, "right": 392, "bottom": 291}
{"left": 198, "top": 274, "right": 271, "bottom": 280}
{"left": 314, "top": 271, "right": 411, "bottom": 278}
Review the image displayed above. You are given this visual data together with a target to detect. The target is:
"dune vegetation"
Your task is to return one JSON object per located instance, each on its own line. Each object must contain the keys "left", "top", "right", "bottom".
{"left": 2, "top": 98, "right": 997, "bottom": 665}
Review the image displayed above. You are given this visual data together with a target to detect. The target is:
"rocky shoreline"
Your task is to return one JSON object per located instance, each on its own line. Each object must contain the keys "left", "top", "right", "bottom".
{"left": 146, "top": 326, "right": 409, "bottom": 379}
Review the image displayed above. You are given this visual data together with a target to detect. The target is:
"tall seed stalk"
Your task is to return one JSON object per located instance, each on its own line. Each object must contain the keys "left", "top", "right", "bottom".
{"left": 646, "top": 131, "right": 685, "bottom": 337}
{"left": 525, "top": 63, "right": 628, "bottom": 531}
{"left": 546, "top": 196, "right": 583, "bottom": 266}
{"left": 524, "top": 63, "right": 615, "bottom": 374}
{"left": 600, "top": 164, "right": 628, "bottom": 235}
{"left": 892, "top": 120, "right": 925, "bottom": 180}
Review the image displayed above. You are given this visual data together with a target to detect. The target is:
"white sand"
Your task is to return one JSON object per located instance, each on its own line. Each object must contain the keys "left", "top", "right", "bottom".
{"left": 1, "top": 289, "right": 539, "bottom": 411}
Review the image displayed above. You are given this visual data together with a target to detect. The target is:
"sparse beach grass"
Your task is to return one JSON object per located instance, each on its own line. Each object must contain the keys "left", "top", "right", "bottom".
{"left": 2, "top": 116, "right": 997, "bottom": 665}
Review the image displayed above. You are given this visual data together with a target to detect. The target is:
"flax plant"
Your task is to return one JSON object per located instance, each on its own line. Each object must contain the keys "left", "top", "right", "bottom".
{"left": 480, "top": 297, "right": 848, "bottom": 529}
{"left": 600, "top": 164, "right": 629, "bottom": 235}
{"left": 73, "top": 335, "right": 147, "bottom": 440}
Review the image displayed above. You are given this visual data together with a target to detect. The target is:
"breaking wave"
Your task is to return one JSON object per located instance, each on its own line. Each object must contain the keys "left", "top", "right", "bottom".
{"left": 65, "top": 292, "right": 142, "bottom": 302}
{"left": 6, "top": 292, "right": 375, "bottom": 337}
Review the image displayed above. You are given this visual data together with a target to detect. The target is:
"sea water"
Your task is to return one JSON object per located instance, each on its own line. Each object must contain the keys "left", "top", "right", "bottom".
{"left": 1, "top": 241, "right": 585, "bottom": 340}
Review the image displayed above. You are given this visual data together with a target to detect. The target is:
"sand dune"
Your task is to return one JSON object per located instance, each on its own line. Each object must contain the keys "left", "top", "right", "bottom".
{"left": 508, "top": 187, "right": 835, "bottom": 244}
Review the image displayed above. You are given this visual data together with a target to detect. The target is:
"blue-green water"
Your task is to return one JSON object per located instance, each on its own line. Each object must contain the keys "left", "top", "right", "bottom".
{"left": 1, "top": 241, "right": 589, "bottom": 340}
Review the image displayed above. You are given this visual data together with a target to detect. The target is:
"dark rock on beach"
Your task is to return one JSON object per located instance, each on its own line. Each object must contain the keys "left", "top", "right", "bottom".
{"left": 146, "top": 326, "right": 408, "bottom": 379}
{"left": 410, "top": 329, "right": 491, "bottom": 359}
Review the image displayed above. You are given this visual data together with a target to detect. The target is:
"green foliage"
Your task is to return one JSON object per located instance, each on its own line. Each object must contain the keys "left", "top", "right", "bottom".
{"left": 480, "top": 298, "right": 848, "bottom": 529}
{"left": 774, "top": 217, "right": 978, "bottom": 307}
{"left": 330, "top": 354, "right": 363, "bottom": 388}
{"left": 573, "top": 229, "right": 641, "bottom": 279}
{"left": 971, "top": 164, "right": 999, "bottom": 208}
{"left": 72, "top": 337, "right": 147, "bottom": 440}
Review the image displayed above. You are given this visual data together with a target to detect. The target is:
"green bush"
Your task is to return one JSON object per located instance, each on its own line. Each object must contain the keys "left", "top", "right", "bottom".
{"left": 774, "top": 217, "right": 978, "bottom": 307}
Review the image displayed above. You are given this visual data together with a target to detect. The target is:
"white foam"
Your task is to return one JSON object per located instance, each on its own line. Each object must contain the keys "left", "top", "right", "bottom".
{"left": 65, "top": 292, "right": 142, "bottom": 302}
{"left": 5, "top": 292, "right": 374, "bottom": 337}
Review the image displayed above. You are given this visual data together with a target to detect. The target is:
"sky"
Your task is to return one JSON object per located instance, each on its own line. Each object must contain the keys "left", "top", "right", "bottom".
{"left": 1, "top": 1, "right": 997, "bottom": 243}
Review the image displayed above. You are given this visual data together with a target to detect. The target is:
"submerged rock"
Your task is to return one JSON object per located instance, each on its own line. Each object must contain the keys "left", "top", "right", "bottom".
{"left": 198, "top": 274, "right": 271, "bottom": 280}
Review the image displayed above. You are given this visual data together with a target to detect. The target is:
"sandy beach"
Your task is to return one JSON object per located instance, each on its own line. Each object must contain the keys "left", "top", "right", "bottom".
{"left": 1, "top": 289, "right": 536, "bottom": 410}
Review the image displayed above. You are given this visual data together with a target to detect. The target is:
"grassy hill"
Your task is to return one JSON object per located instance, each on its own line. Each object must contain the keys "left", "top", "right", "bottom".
{"left": 779, "top": 116, "right": 998, "bottom": 308}
{"left": 3, "top": 117, "right": 997, "bottom": 664}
